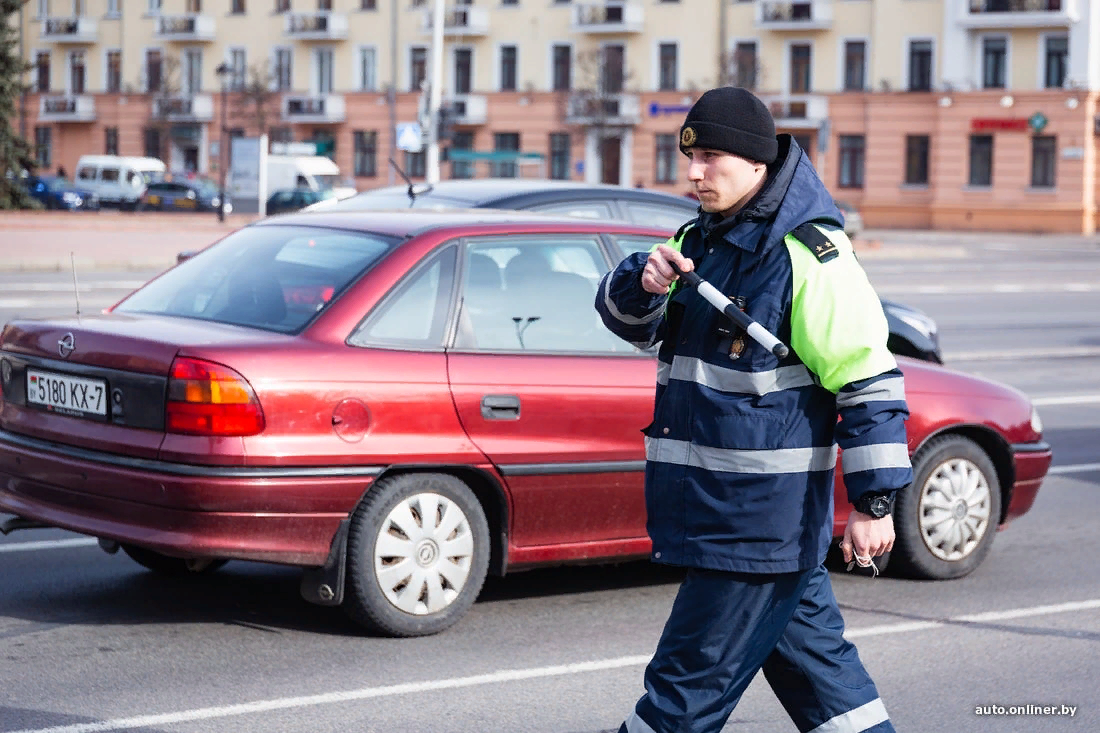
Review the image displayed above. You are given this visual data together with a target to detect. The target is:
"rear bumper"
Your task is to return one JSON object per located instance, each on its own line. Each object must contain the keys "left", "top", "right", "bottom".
{"left": 0, "top": 429, "right": 378, "bottom": 566}
{"left": 1004, "top": 441, "right": 1053, "bottom": 523}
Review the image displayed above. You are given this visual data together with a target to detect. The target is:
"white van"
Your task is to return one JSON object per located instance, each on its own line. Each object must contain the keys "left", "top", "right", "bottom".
{"left": 74, "top": 155, "right": 167, "bottom": 209}
{"left": 266, "top": 155, "right": 356, "bottom": 200}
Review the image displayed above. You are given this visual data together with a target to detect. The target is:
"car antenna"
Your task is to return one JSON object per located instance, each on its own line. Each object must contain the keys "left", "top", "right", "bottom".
{"left": 69, "top": 251, "right": 82, "bottom": 318}
{"left": 388, "top": 157, "right": 433, "bottom": 207}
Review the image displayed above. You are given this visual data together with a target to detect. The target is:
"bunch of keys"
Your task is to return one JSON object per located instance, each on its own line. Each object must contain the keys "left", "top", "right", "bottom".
{"left": 846, "top": 554, "right": 879, "bottom": 578}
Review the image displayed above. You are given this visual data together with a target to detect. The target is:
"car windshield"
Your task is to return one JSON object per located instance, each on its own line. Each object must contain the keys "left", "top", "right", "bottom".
{"left": 115, "top": 224, "right": 400, "bottom": 333}
{"left": 45, "top": 178, "right": 70, "bottom": 193}
{"left": 313, "top": 174, "right": 341, "bottom": 188}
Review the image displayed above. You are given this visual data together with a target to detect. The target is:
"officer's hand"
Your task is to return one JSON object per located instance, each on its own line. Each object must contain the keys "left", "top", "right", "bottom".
{"left": 641, "top": 245, "right": 694, "bottom": 295}
{"left": 840, "top": 511, "right": 895, "bottom": 565}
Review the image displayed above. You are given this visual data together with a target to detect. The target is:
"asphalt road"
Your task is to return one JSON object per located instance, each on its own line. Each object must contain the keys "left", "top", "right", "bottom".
{"left": 2, "top": 235, "right": 1099, "bottom": 732}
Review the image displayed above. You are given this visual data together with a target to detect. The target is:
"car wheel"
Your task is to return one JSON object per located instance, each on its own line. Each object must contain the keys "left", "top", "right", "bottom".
{"left": 344, "top": 473, "right": 490, "bottom": 637}
{"left": 121, "top": 544, "right": 228, "bottom": 575}
{"left": 891, "top": 435, "right": 1001, "bottom": 580}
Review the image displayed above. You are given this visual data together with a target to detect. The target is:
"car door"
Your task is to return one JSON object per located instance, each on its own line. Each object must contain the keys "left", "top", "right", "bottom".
{"left": 445, "top": 232, "right": 656, "bottom": 560}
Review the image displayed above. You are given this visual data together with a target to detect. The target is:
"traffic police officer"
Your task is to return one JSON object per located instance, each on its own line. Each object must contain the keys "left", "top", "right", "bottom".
{"left": 595, "top": 87, "right": 913, "bottom": 733}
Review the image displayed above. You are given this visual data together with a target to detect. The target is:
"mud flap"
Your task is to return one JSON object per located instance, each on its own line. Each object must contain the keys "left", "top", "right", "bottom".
{"left": 299, "top": 518, "right": 350, "bottom": 607}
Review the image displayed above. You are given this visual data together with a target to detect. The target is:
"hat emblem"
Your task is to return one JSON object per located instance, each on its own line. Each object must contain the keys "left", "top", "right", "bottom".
{"left": 680, "top": 126, "right": 697, "bottom": 147}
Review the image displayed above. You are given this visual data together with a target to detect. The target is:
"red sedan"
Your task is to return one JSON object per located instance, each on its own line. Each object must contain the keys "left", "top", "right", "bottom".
{"left": 0, "top": 211, "right": 1051, "bottom": 636}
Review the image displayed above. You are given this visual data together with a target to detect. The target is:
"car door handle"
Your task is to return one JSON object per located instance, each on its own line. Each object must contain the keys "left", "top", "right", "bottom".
{"left": 480, "top": 394, "right": 520, "bottom": 420}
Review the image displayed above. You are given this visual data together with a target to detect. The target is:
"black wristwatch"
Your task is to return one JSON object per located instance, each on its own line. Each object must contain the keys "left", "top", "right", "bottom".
{"left": 854, "top": 492, "right": 895, "bottom": 519}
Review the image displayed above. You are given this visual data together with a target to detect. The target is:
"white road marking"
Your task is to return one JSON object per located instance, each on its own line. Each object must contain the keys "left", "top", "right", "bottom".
{"left": 946, "top": 345, "right": 1100, "bottom": 361}
{"left": 1031, "top": 394, "right": 1100, "bottom": 406}
{"left": 0, "top": 538, "right": 99, "bottom": 553}
{"left": 8, "top": 598, "right": 1100, "bottom": 733}
{"left": 1048, "top": 463, "right": 1100, "bottom": 476}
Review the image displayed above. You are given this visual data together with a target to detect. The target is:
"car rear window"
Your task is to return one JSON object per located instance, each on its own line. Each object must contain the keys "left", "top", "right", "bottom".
{"left": 115, "top": 224, "right": 400, "bottom": 333}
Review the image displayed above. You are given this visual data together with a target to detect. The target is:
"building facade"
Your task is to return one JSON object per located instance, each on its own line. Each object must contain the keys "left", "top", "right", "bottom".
{"left": 11, "top": 0, "right": 1100, "bottom": 232}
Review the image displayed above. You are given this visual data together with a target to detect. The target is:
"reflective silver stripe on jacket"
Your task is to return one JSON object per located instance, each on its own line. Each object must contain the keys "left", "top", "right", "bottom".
{"left": 645, "top": 438, "right": 838, "bottom": 474}
{"left": 622, "top": 711, "right": 658, "bottom": 733}
{"left": 836, "top": 376, "right": 906, "bottom": 409}
{"left": 841, "top": 443, "right": 912, "bottom": 474}
{"left": 600, "top": 275, "right": 666, "bottom": 326}
{"left": 808, "top": 698, "right": 889, "bottom": 733}
{"left": 657, "top": 355, "right": 815, "bottom": 395}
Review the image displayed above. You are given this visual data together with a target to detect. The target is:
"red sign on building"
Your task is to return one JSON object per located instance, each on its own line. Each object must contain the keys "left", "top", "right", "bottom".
{"left": 970, "top": 118, "right": 1029, "bottom": 132}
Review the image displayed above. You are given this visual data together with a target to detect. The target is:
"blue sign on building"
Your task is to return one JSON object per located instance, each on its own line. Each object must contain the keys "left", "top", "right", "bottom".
{"left": 648, "top": 102, "right": 694, "bottom": 117}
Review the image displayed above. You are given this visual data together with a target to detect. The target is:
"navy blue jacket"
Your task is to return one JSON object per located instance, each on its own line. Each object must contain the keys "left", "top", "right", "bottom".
{"left": 596, "top": 136, "right": 913, "bottom": 573}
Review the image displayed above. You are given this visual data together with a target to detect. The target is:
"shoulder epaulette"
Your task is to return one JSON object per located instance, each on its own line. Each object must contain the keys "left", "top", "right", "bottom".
{"left": 790, "top": 222, "right": 839, "bottom": 263}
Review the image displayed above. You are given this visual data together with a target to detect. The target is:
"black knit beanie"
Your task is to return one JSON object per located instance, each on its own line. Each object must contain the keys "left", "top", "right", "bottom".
{"left": 679, "top": 87, "right": 779, "bottom": 164}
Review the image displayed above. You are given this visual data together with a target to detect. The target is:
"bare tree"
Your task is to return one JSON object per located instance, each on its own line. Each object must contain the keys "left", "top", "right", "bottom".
{"left": 718, "top": 46, "right": 765, "bottom": 91}
{"left": 231, "top": 62, "right": 279, "bottom": 138}
{"left": 558, "top": 46, "right": 636, "bottom": 133}
{"left": 142, "top": 53, "right": 183, "bottom": 163}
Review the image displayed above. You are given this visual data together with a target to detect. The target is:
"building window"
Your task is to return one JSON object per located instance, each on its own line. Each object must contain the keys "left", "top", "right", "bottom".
{"left": 501, "top": 0, "right": 516, "bottom": 4}
{"left": 69, "top": 50, "right": 85, "bottom": 94}
{"left": 105, "top": 127, "right": 119, "bottom": 155}
{"left": 353, "top": 130, "right": 377, "bottom": 177}
{"left": 317, "top": 0, "right": 331, "bottom": 9}
{"left": 982, "top": 37, "right": 1007, "bottom": 89}
{"left": 147, "top": 0, "right": 160, "bottom": 13}
{"left": 655, "top": 133, "right": 677, "bottom": 184}
{"left": 843, "top": 40, "right": 865, "bottom": 91}
{"left": 500, "top": 45, "right": 517, "bottom": 92}
{"left": 34, "top": 126, "right": 51, "bottom": 168}
{"left": 35, "top": 52, "right": 50, "bottom": 93}
{"left": 275, "top": 0, "right": 290, "bottom": 11}
{"left": 549, "top": 132, "right": 570, "bottom": 180}
{"left": 552, "top": 44, "right": 571, "bottom": 91}
{"left": 145, "top": 49, "right": 162, "bottom": 93}
{"left": 837, "top": 135, "right": 864, "bottom": 188}
{"left": 106, "top": 50, "right": 121, "bottom": 93}
{"left": 1044, "top": 36, "right": 1068, "bottom": 89}
{"left": 229, "top": 48, "right": 246, "bottom": 91}
{"left": 493, "top": 132, "right": 519, "bottom": 178}
{"left": 658, "top": 43, "right": 677, "bottom": 91}
{"left": 360, "top": 0, "right": 376, "bottom": 8}
{"left": 1031, "top": 136, "right": 1056, "bottom": 188}
{"left": 107, "top": 0, "right": 119, "bottom": 16}
{"left": 231, "top": 0, "right": 245, "bottom": 13}
{"left": 275, "top": 48, "right": 293, "bottom": 90}
{"left": 601, "top": 44, "right": 625, "bottom": 94}
{"left": 410, "top": 46, "right": 427, "bottom": 92}
{"left": 790, "top": 43, "right": 811, "bottom": 94}
{"left": 315, "top": 48, "right": 333, "bottom": 94}
{"left": 185, "top": 0, "right": 200, "bottom": 12}
{"left": 454, "top": 48, "right": 472, "bottom": 94}
{"left": 358, "top": 46, "right": 377, "bottom": 91}
{"left": 36, "top": 0, "right": 48, "bottom": 18}
{"left": 269, "top": 126, "right": 292, "bottom": 143}
{"left": 905, "top": 135, "right": 929, "bottom": 185}
{"left": 968, "top": 134, "right": 993, "bottom": 187}
{"left": 183, "top": 48, "right": 202, "bottom": 95}
{"left": 450, "top": 130, "right": 474, "bottom": 179}
{"left": 733, "top": 42, "right": 756, "bottom": 90}
{"left": 908, "top": 40, "right": 932, "bottom": 92}
{"left": 143, "top": 127, "right": 160, "bottom": 159}
{"left": 405, "top": 151, "right": 426, "bottom": 177}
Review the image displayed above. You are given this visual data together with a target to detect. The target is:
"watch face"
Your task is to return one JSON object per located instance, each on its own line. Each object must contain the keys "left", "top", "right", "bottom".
{"left": 870, "top": 496, "right": 891, "bottom": 517}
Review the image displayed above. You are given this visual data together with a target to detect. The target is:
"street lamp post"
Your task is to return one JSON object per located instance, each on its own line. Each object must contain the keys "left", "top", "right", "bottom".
{"left": 215, "top": 62, "right": 231, "bottom": 223}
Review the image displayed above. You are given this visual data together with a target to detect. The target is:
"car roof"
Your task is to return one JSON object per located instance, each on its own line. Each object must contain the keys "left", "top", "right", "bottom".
{"left": 344, "top": 179, "right": 699, "bottom": 209}
{"left": 257, "top": 208, "right": 677, "bottom": 239}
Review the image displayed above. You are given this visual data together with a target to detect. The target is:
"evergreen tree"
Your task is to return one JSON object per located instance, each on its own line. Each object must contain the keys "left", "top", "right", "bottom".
{"left": 0, "top": 0, "right": 38, "bottom": 209}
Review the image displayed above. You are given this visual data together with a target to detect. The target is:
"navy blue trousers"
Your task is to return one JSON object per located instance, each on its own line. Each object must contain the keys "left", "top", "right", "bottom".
{"left": 619, "top": 564, "right": 893, "bottom": 733}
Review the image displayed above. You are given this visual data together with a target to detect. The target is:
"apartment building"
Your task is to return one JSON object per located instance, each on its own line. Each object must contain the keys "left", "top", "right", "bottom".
{"left": 11, "top": 0, "right": 1100, "bottom": 232}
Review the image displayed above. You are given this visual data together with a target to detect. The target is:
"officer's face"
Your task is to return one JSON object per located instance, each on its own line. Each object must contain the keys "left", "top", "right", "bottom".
{"left": 685, "top": 148, "right": 767, "bottom": 218}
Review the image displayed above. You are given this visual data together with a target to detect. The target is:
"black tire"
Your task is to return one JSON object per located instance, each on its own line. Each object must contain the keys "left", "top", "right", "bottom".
{"left": 121, "top": 544, "right": 228, "bottom": 575}
{"left": 891, "top": 435, "right": 1001, "bottom": 580}
{"left": 344, "top": 473, "right": 490, "bottom": 637}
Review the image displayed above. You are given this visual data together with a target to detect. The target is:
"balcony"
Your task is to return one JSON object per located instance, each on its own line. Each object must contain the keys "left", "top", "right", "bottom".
{"left": 284, "top": 12, "right": 349, "bottom": 40}
{"left": 422, "top": 6, "right": 490, "bottom": 36}
{"left": 152, "top": 94, "right": 214, "bottom": 122}
{"left": 571, "top": 2, "right": 645, "bottom": 34}
{"left": 960, "top": 0, "right": 1076, "bottom": 28}
{"left": 760, "top": 94, "right": 829, "bottom": 129}
{"left": 756, "top": 1, "right": 834, "bottom": 30}
{"left": 155, "top": 14, "right": 217, "bottom": 42}
{"left": 38, "top": 95, "right": 96, "bottom": 122}
{"left": 40, "top": 17, "right": 97, "bottom": 43}
{"left": 448, "top": 94, "right": 487, "bottom": 125}
{"left": 282, "top": 94, "right": 346, "bottom": 123}
{"left": 564, "top": 93, "right": 641, "bottom": 126}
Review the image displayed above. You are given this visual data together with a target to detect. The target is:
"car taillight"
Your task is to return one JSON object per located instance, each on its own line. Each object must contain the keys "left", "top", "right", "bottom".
{"left": 166, "top": 357, "right": 265, "bottom": 436}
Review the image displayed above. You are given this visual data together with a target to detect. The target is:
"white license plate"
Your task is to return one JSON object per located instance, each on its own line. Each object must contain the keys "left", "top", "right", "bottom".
{"left": 26, "top": 369, "right": 108, "bottom": 419}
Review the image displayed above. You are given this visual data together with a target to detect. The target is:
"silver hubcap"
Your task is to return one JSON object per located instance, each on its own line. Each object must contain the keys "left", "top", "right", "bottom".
{"left": 374, "top": 492, "right": 474, "bottom": 615}
{"left": 918, "top": 457, "right": 992, "bottom": 562}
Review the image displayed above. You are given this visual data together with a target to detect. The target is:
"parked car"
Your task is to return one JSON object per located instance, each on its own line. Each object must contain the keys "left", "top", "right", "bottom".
{"left": 266, "top": 187, "right": 338, "bottom": 216}
{"left": 74, "top": 155, "right": 166, "bottom": 210}
{"left": 138, "top": 178, "right": 232, "bottom": 215}
{"left": 309, "top": 179, "right": 942, "bottom": 363}
{"left": 19, "top": 174, "right": 100, "bottom": 211}
{"left": 835, "top": 199, "right": 865, "bottom": 239}
{"left": 0, "top": 211, "right": 1051, "bottom": 636}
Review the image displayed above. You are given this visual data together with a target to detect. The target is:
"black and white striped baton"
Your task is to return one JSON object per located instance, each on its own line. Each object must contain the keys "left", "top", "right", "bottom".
{"left": 668, "top": 262, "right": 791, "bottom": 360}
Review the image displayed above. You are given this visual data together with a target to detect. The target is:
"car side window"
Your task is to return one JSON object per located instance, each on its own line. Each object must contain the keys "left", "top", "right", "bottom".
{"left": 453, "top": 235, "right": 636, "bottom": 354}
{"left": 525, "top": 201, "right": 615, "bottom": 220}
{"left": 348, "top": 245, "right": 458, "bottom": 350}
{"left": 611, "top": 234, "right": 669, "bottom": 262}
{"left": 621, "top": 201, "right": 696, "bottom": 230}
{"left": 100, "top": 168, "right": 119, "bottom": 183}
{"left": 77, "top": 167, "right": 96, "bottom": 181}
